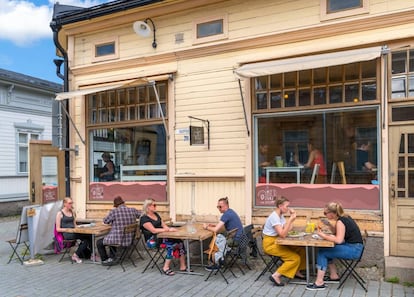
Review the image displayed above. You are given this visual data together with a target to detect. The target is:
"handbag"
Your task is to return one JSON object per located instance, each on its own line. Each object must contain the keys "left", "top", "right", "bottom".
{"left": 204, "top": 232, "right": 219, "bottom": 263}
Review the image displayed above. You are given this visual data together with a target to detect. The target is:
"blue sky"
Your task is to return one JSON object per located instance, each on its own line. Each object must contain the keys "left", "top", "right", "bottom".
{"left": 0, "top": 0, "right": 110, "bottom": 83}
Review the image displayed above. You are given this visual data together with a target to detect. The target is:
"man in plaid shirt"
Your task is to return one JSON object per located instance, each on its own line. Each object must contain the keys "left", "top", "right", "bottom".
{"left": 97, "top": 196, "right": 141, "bottom": 265}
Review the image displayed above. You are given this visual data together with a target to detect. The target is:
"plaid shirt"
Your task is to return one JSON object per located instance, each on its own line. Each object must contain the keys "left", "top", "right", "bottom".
{"left": 102, "top": 205, "right": 141, "bottom": 246}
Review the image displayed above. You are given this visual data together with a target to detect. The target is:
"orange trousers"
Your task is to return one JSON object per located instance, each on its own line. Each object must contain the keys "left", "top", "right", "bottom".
{"left": 262, "top": 234, "right": 306, "bottom": 279}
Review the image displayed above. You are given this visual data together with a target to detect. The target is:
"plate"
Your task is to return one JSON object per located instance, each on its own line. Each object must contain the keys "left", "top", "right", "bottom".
{"left": 287, "top": 232, "right": 306, "bottom": 238}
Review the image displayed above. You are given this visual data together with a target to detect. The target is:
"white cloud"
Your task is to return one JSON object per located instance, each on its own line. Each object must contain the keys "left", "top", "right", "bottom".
{"left": 0, "top": 0, "right": 108, "bottom": 47}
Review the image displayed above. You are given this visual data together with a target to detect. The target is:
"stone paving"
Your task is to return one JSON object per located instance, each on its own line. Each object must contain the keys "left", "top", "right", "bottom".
{"left": 0, "top": 217, "right": 413, "bottom": 297}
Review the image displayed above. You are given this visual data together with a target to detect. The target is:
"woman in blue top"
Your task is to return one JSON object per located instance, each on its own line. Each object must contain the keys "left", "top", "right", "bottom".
{"left": 306, "top": 202, "right": 363, "bottom": 291}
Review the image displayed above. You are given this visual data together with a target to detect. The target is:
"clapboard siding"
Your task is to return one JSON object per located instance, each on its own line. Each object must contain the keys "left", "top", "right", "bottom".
{"left": 175, "top": 180, "right": 247, "bottom": 219}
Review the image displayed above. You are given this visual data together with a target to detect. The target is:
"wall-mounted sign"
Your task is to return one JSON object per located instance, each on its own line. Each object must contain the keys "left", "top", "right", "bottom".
{"left": 190, "top": 125, "right": 204, "bottom": 145}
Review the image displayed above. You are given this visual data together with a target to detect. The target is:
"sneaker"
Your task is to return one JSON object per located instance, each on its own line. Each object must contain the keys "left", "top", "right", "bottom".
{"left": 204, "top": 264, "right": 219, "bottom": 272}
{"left": 306, "top": 283, "right": 326, "bottom": 291}
{"left": 101, "top": 258, "right": 113, "bottom": 266}
{"left": 71, "top": 254, "right": 82, "bottom": 264}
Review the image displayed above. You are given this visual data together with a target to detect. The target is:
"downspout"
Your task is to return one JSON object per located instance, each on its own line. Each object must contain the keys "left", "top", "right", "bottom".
{"left": 50, "top": 18, "right": 70, "bottom": 197}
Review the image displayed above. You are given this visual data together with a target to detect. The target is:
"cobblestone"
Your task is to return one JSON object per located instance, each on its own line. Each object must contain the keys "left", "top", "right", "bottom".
{"left": 1, "top": 218, "right": 413, "bottom": 297}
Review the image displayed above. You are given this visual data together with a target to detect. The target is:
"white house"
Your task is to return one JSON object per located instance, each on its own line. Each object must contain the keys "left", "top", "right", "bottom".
{"left": 0, "top": 68, "right": 62, "bottom": 215}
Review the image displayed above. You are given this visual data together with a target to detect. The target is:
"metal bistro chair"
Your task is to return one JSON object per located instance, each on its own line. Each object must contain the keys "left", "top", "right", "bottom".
{"left": 252, "top": 226, "right": 283, "bottom": 281}
{"left": 107, "top": 223, "right": 139, "bottom": 272}
{"left": 141, "top": 232, "right": 165, "bottom": 274}
{"left": 337, "top": 233, "right": 367, "bottom": 292}
{"left": 205, "top": 228, "right": 239, "bottom": 284}
{"left": 7, "top": 223, "right": 30, "bottom": 264}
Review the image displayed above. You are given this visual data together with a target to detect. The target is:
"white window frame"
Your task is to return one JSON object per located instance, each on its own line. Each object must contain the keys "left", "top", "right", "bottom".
{"left": 91, "top": 36, "right": 119, "bottom": 63}
{"left": 16, "top": 130, "right": 40, "bottom": 174}
{"left": 320, "top": 0, "right": 369, "bottom": 21}
{"left": 192, "top": 14, "right": 228, "bottom": 45}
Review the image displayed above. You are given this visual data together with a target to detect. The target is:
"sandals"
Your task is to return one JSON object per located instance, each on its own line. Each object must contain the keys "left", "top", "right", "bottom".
{"left": 163, "top": 269, "right": 175, "bottom": 276}
{"left": 269, "top": 275, "right": 284, "bottom": 286}
{"left": 179, "top": 268, "right": 194, "bottom": 272}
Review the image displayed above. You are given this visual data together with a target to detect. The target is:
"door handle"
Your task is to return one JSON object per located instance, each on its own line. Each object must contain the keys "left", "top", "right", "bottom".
{"left": 31, "top": 182, "right": 36, "bottom": 203}
{"left": 390, "top": 182, "right": 396, "bottom": 199}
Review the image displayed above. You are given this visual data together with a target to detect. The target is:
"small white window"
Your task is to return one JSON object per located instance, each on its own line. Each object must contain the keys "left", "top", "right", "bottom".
{"left": 320, "top": 0, "right": 369, "bottom": 21}
{"left": 193, "top": 15, "right": 228, "bottom": 44}
{"left": 92, "top": 37, "right": 119, "bottom": 62}
{"left": 17, "top": 131, "right": 39, "bottom": 174}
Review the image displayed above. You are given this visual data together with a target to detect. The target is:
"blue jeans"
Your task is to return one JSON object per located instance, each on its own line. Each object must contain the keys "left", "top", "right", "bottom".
{"left": 316, "top": 243, "right": 363, "bottom": 271}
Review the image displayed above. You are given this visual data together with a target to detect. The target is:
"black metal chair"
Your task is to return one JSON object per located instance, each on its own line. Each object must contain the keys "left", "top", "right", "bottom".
{"left": 252, "top": 226, "right": 283, "bottom": 281}
{"left": 337, "top": 243, "right": 367, "bottom": 291}
{"left": 7, "top": 223, "right": 30, "bottom": 264}
{"left": 106, "top": 223, "right": 138, "bottom": 272}
{"left": 205, "top": 228, "right": 238, "bottom": 284}
{"left": 141, "top": 233, "right": 165, "bottom": 274}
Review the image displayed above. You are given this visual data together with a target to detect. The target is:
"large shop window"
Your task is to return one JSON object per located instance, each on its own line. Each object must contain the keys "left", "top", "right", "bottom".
{"left": 87, "top": 81, "right": 167, "bottom": 203}
{"left": 255, "top": 108, "right": 380, "bottom": 210}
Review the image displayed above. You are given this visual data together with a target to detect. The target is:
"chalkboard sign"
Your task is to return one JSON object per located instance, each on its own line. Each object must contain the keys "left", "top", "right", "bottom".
{"left": 190, "top": 126, "right": 204, "bottom": 145}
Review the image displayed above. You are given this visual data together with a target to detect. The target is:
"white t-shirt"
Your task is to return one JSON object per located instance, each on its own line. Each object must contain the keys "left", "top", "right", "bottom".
{"left": 263, "top": 211, "right": 286, "bottom": 236}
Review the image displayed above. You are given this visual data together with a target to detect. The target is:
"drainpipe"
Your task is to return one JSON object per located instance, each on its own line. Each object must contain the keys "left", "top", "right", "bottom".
{"left": 50, "top": 17, "right": 70, "bottom": 197}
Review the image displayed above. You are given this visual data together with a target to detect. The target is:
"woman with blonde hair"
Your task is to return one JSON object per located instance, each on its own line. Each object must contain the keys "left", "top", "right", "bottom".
{"left": 140, "top": 198, "right": 188, "bottom": 275}
{"left": 55, "top": 197, "right": 91, "bottom": 263}
{"left": 262, "top": 196, "right": 306, "bottom": 286}
{"left": 306, "top": 202, "right": 363, "bottom": 291}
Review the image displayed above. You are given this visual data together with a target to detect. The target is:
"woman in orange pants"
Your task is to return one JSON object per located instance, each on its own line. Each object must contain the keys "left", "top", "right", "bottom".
{"left": 262, "top": 196, "right": 306, "bottom": 286}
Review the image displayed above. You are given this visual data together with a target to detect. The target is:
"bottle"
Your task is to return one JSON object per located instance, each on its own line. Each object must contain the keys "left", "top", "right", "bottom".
{"left": 289, "top": 152, "right": 294, "bottom": 166}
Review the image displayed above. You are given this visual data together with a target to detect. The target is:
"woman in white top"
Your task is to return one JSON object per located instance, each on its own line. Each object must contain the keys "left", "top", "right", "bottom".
{"left": 262, "top": 196, "right": 306, "bottom": 286}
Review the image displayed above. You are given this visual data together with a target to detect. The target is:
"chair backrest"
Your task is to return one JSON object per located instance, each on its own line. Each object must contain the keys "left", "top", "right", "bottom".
{"left": 251, "top": 226, "right": 263, "bottom": 241}
{"left": 310, "top": 163, "right": 320, "bottom": 184}
{"left": 121, "top": 223, "right": 138, "bottom": 247}
{"left": 226, "top": 228, "right": 238, "bottom": 241}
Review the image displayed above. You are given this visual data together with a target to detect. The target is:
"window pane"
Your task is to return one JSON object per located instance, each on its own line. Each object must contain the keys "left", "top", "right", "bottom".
{"left": 314, "top": 68, "right": 326, "bottom": 84}
{"left": 314, "top": 87, "right": 327, "bottom": 105}
{"left": 256, "top": 77, "right": 267, "bottom": 90}
{"left": 256, "top": 93, "right": 267, "bottom": 109}
{"left": 391, "top": 77, "right": 406, "bottom": 99}
{"left": 299, "top": 70, "right": 311, "bottom": 85}
{"left": 270, "top": 74, "right": 282, "bottom": 89}
{"left": 392, "top": 51, "right": 407, "bottom": 74}
{"left": 391, "top": 106, "right": 414, "bottom": 122}
{"left": 361, "top": 60, "right": 376, "bottom": 79}
{"left": 19, "top": 133, "right": 27, "bottom": 143}
{"left": 197, "top": 19, "right": 223, "bottom": 38}
{"left": 409, "top": 49, "right": 414, "bottom": 72}
{"left": 328, "top": 0, "right": 362, "bottom": 12}
{"left": 95, "top": 42, "right": 115, "bottom": 57}
{"left": 299, "top": 89, "right": 311, "bottom": 106}
{"left": 345, "top": 63, "right": 359, "bottom": 80}
{"left": 284, "top": 72, "right": 296, "bottom": 88}
{"left": 329, "top": 65, "right": 342, "bottom": 83}
{"left": 345, "top": 84, "right": 359, "bottom": 102}
{"left": 270, "top": 92, "right": 282, "bottom": 108}
{"left": 284, "top": 91, "right": 296, "bottom": 107}
{"left": 329, "top": 85, "right": 342, "bottom": 103}
{"left": 31, "top": 134, "right": 39, "bottom": 140}
{"left": 89, "top": 124, "right": 167, "bottom": 183}
{"left": 362, "top": 82, "right": 377, "bottom": 101}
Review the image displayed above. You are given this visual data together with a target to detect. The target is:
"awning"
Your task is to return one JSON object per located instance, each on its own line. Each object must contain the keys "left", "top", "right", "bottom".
{"left": 54, "top": 75, "right": 171, "bottom": 100}
{"left": 234, "top": 46, "right": 383, "bottom": 78}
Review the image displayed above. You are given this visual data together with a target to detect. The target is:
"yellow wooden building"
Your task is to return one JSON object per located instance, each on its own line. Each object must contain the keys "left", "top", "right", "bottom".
{"left": 44, "top": 0, "right": 414, "bottom": 281}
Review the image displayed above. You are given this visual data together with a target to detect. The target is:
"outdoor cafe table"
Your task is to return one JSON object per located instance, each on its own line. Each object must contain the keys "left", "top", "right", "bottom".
{"left": 61, "top": 221, "right": 111, "bottom": 263}
{"left": 276, "top": 233, "right": 334, "bottom": 285}
{"left": 158, "top": 223, "right": 213, "bottom": 275}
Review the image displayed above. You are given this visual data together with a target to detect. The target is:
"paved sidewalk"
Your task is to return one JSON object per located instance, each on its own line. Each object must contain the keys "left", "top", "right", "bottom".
{"left": 1, "top": 217, "right": 413, "bottom": 297}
